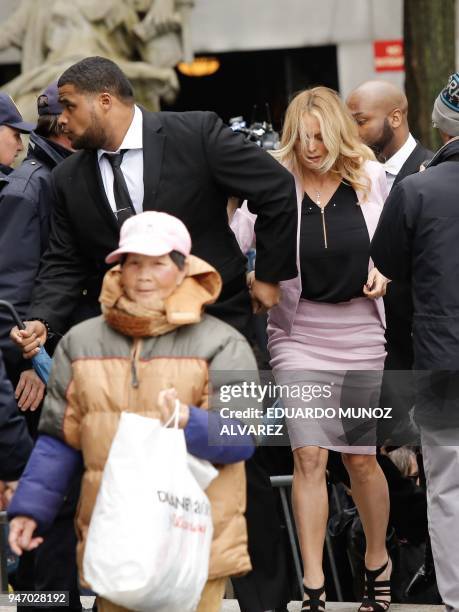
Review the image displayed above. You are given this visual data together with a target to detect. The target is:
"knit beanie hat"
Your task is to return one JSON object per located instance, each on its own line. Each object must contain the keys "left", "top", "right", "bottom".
{"left": 432, "top": 73, "right": 459, "bottom": 137}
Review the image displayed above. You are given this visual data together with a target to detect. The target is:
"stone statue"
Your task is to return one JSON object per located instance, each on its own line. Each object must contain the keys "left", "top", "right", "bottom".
{"left": 0, "top": 0, "right": 53, "bottom": 74}
{"left": 131, "top": 0, "right": 195, "bottom": 68}
{"left": 0, "top": 0, "right": 195, "bottom": 118}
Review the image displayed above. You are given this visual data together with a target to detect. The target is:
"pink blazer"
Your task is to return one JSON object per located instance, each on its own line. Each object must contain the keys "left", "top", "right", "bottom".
{"left": 230, "top": 160, "right": 389, "bottom": 335}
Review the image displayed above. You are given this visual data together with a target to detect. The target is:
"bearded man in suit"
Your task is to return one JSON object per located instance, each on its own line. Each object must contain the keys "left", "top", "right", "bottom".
{"left": 346, "top": 80, "right": 432, "bottom": 191}
{"left": 13, "top": 55, "right": 297, "bottom": 351}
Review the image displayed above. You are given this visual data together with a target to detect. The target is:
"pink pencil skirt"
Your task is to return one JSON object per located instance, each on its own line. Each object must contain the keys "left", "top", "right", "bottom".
{"left": 267, "top": 297, "right": 386, "bottom": 455}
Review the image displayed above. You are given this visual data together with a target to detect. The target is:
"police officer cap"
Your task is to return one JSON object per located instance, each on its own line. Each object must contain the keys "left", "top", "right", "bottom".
{"left": 37, "top": 81, "right": 63, "bottom": 116}
{"left": 0, "top": 93, "right": 35, "bottom": 133}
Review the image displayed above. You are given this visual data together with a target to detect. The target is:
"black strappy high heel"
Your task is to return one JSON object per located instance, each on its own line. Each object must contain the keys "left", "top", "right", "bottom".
{"left": 359, "top": 557, "right": 392, "bottom": 612}
{"left": 301, "top": 583, "right": 326, "bottom": 611}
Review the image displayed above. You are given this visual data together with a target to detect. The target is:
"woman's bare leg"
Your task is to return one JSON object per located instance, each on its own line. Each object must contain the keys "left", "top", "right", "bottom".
{"left": 342, "top": 453, "right": 391, "bottom": 610}
{"left": 292, "top": 446, "right": 329, "bottom": 589}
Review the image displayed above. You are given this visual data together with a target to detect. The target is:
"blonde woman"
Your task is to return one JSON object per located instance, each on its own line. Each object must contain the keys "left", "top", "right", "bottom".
{"left": 231, "top": 87, "right": 392, "bottom": 611}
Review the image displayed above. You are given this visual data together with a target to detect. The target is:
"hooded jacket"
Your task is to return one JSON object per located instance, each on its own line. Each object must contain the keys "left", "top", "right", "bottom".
{"left": 371, "top": 137, "right": 459, "bottom": 369}
{"left": 9, "top": 256, "right": 257, "bottom": 584}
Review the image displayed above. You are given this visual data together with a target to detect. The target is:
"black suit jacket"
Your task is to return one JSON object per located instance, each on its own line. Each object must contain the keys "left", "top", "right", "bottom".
{"left": 391, "top": 142, "right": 433, "bottom": 191}
{"left": 30, "top": 109, "right": 297, "bottom": 334}
{"left": 384, "top": 141, "right": 433, "bottom": 368}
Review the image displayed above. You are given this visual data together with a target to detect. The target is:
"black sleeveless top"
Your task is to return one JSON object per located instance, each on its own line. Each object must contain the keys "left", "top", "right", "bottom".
{"left": 299, "top": 181, "right": 370, "bottom": 303}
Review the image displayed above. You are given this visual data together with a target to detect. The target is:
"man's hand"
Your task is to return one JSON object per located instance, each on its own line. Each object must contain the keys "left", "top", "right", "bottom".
{"left": 15, "top": 370, "right": 45, "bottom": 411}
{"left": 9, "top": 517, "right": 43, "bottom": 556}
{"left": 157, "top": 388, "right": 190, "bottom": 428}
{"left": 250, "top": 279, "right": 280, "bottom": 314}
{"left": 10, "top": 321, "right": 47, "bottom": 359}
{"left": 363, "top": 267, "right": 389, "bottom": 299}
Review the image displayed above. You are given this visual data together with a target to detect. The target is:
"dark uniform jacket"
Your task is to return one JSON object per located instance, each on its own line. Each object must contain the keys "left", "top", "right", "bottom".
{"left": 372, "top": 137, "right": 459, "bottom": 370}
{"left": 0, "top": 133, "right": 71, "bottom": 382}
{"left": 28, "top": 109, "right": 297, "bottom": 336}
{"left": 0, "top": 166, "right": 33, "bottom": 479}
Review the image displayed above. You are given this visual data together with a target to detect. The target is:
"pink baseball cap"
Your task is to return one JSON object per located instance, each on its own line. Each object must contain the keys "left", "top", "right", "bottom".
{"left": 105, "top": 211, "right": 192, "bottom": 264}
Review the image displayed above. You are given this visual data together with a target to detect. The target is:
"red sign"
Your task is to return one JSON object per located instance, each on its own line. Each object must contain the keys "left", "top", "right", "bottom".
{"left": 374, "top": 40, "right": 404, "bottom": 72}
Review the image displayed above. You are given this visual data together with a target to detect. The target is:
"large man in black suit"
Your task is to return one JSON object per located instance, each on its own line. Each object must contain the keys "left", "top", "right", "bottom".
{"left": 13, "top": 56, "right": 297, "bottom": 354}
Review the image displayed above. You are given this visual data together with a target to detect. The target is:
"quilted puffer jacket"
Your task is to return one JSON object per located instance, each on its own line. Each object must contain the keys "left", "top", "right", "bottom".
{"left": 11, "top": 256, "right": 258, "bottom": 583}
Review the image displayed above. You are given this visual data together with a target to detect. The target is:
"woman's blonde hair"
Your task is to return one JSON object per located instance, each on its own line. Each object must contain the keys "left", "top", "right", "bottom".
{"left": 273, "top": 87, "right": 375, "bottom": 197}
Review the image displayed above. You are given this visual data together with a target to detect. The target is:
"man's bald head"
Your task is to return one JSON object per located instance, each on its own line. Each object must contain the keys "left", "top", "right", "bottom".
{"left": 346, "top": 80, "right": 410, "bottom": 161}
{"left": 348, "top": 80, "right": 408, "bottom": 116}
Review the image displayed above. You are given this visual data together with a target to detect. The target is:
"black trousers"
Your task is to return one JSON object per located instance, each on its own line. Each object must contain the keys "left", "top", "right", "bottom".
{"left": 378, "top": 316, "right": 415, "bottom": 445}
{"left": 232, "top": 449, "right": 292, "bottom": 612}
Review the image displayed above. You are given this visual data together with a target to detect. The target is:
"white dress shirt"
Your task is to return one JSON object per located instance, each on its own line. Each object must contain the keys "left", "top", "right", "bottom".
{"left": 383, "top": 133, "right": 417, "bottom": 190}
{"left": 97, "top": 105, "right": 144, "bottom": 215}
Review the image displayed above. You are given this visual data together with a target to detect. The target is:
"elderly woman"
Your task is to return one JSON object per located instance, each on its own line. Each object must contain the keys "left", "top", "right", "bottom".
{"left": 8, "top": 211, "right": 257, "bottom": 612}
{"left": 232, "top": 87, "right": 392, "bottom": 612}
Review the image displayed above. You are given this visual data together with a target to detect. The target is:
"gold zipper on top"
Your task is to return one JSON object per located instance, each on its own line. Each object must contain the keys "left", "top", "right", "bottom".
{"left": 320, "top": 208, "right": 328, "bottom": 249}
{"left": 316, "top": 191, "right": 328, "bottom": 249}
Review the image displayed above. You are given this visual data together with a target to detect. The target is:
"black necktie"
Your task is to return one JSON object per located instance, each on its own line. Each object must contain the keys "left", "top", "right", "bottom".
{"left": 104, "top": 150, "right": 136, "bottom": 228}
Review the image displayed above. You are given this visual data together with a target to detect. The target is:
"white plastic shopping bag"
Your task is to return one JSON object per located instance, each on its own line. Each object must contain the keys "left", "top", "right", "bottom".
{"left": 83, "top": 410, "right": 215, "bottom": 612}
{"left": 187, "top": 453, "right": 218, "bottom": 490}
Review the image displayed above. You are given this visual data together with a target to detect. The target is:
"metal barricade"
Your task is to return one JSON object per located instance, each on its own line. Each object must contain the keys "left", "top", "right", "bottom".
{"left": 270, "top": 475, "right": 344, "bottom": 601}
